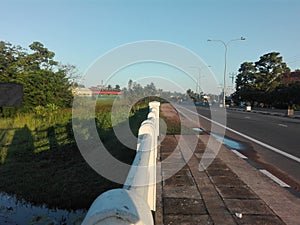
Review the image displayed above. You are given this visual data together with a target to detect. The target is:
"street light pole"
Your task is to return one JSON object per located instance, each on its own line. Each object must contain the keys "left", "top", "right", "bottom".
{"left": 207, "top": 37, "right": 245, "bottom": 107}
{"left": 190, "top": 66, "right": 202, "bottom": 96}
{"left": 229, "top": 72, "right": 237, "bottom": 94}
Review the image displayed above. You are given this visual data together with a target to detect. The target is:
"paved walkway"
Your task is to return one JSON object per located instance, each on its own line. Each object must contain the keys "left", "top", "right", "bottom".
{"left": 155, "top": 134, "right": 300, "bottom": 225}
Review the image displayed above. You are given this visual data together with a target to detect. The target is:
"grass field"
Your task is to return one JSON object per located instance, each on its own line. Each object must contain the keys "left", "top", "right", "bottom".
{"left": 0, "top": 99, "right": 148, "bottom": 210}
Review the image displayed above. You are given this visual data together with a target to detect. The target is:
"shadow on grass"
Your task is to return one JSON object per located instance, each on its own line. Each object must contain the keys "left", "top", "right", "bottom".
{"left": 0, "top": 108, "right": 148, "bottom": 210}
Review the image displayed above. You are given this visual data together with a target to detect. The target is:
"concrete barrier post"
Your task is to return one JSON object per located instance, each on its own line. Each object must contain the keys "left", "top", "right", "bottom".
{"left": 287, "top": 108, "right": 294, "bottom": 116}
{"left": 149, "top": 101, "right": 160, "bottom": 138}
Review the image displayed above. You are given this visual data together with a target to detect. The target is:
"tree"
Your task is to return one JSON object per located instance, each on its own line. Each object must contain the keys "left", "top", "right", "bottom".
{"left": 144, "top": 82, "right": 157, "bottom": 96}
{"left": 271, "top": 81, "right": 300, "bottom": 109}
{"left": 58, "top": 63, "right": 81, "bottom": 89}
{"left": 0, "top": 41, "right": 26, "bottom": 80}
{"left": 132, "top": 82, "right": 144, "bottom": 96}
{"left": 254, "top": 52, "right": 290, "bottom": 92}
{"left": 233, "top": 52, "right": 291, "bottom": 106}
{"left": 128, "top": 79, "right": 133, "bottom": 91}
{"left": 186, "top": 88, "right": 203, "bottom": 102}
{"left": 234, "top": 62, "right": 259, "bottom": 103}
{"left": 186, "top": 89, "right": 195, "bottom": 101}
{"left": 235, "top": 62, "right": 256, "bottom": 90}
{"left": 27, "top": 41, "right": 58, "bottom": 70}
{"left": 0, "top": 41, "right": 74, "bottom": 113}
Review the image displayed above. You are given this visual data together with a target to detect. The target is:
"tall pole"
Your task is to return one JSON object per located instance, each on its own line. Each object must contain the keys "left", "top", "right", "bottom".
{"left": 229, "top": 72, "right": 236, "bottom": 87}
{"left": 207, "top": 37, "right": 245, "bottom": 107}
{"left": 190, "top": 66, "right": 202, "bottom": 97}
{"left": 229, "top": 72, "right": 237, "bottom": 94}
{"left": 224, "top": 43, "right": 227, "bottom": 108}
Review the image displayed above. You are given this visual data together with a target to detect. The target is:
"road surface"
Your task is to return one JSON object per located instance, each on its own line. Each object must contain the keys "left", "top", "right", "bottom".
{"left": 176, "top": 103, "right": 300, "bottom": 192}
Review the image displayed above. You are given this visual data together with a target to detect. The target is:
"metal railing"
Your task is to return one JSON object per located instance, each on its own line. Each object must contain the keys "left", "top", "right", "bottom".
{"left": 82, "top": 101, "right": 160, "bottom": 225}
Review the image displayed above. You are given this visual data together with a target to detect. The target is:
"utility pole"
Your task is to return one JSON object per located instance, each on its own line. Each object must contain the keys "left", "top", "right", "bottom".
{"left": 229, "top": 72, "right": 237, "bottom": 93}
{"left": 229, "top": 73, "right": 235, "bottom": 87}
{"left": 190, "top": 66, "right": 203, "bottom": 99}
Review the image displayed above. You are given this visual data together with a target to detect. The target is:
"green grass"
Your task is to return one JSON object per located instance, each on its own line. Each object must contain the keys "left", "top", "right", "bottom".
{"left": 0, "top": 100, "right": 148, "bottom": 210}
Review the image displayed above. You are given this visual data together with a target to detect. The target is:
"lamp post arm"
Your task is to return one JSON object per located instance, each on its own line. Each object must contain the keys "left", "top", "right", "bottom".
{"left": 207, "top": 37, "right": 245, "bottom": 107}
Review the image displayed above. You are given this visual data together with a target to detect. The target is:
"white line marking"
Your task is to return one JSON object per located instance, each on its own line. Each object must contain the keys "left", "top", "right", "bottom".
{"left": 176, "top": 105, "right": 300, "bottom": 164}
{"left": 231, "top": 150, "right": 248, "bottom": 159}
{"left": 259, "top": 169, "right": 290, "bottom": 188}
{"left": 278, "top": 124, "right": 288, "bottom": 128}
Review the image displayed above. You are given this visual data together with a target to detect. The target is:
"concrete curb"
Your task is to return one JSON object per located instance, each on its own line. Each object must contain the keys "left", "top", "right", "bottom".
{"left": 228, "top": 107, "right": 300, "bottom": 120}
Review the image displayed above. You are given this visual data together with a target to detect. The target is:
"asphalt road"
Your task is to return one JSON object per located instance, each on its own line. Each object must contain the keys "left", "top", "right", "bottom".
{"left": 176, "top": 103, "right": 300, "bottom": 191}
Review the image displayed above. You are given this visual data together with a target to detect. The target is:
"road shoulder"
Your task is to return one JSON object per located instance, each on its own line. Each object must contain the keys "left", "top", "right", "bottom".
{"left": 158, "top": 103, "right": 300, "bottom": 225}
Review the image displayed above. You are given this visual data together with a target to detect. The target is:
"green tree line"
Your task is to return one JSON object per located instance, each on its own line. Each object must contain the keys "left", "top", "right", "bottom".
{"left": 232, "top": 52, "right": 300, "bottom": 109}
{"left": 122, "top": 79, "right": 186, "bottom": 106}
{"left": 0, "top": 41, "right": 75, "bottom": 115}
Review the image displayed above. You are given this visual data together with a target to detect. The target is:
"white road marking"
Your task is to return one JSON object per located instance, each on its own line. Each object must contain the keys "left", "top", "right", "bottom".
{"left": 231, "top": 149, "right": 248, "bottom": 159}
{"left": 259, "top": 169, "right": 290, "bottom": 188}
{"left": 177, "top": 105, "right": 300, "bottom": 164}
{"left": 244, "top": 116, "right": 251, "bottom": 119}
{"left": 278, "top": 124, "right": 288, "bottom": 128}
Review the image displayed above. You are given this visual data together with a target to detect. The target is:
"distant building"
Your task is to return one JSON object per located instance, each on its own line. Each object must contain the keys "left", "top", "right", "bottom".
{"left": 89, "top": 86, "right": 123, "bottom": 96}
{"left": 92, "top": 90, "right": 123, "bottom": 95}
{"left": 284, "top": 71, "right": 300, "bottom": 83}
{"left": 73, "top": 88, "right": 92, "bottom": 96}
{"left": 73, "top": 86, "right": 123, "bottom": 97}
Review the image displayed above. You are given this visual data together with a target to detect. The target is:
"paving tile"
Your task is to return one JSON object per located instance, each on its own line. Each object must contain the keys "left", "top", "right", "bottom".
{"left": 216, "top": 186, "right": 259, "bottom": 199}
{"left": 187, "top": 156, "right": 238, "bottom": 224}
{"left": 206, "top": 166, "right": 231, "bottom": 173}
{"left": 163, "top": 171, "right": 195, "bottom": 186}
{"left": 202, "top": 196, "right": 237, "bottom": 225}
{"left": 210, "top": 175, "right": 247, "bottom": 187}
{"left": 160, "top": 134, "right": 286, "bottom": 224}
{"left": 224, "top": 199, "right": 274, "bottom": 215}
{"left": 164, "top": 214, "right": 213, "bottom": 225}
{"left": 160, "top": 139, "right": 178, "bottom": 153}
{"left": 233, "top": 215, "right": 285, "bottom": 225}
{"left": 163, "top": 185, "right": 202, "bottom": 199}
{"left": 207, "top": 162, "right": 230, "bottom": 171}
{"left": 207, "top": 168, "right": 238, "bottom": 177}
{"left": 194, "top": 153, "right": 203, "bottom": 159}
{"left": 174, "top": 169, "right": 193, "bottom": 176}
{"left": 160, "top": 151, "right": 180, "bottom": 156}
{"left": 161, "top": 154, "right": 185, "bottom": 164}
{"left": 164, "top": 197, "right": 207, "bottom": 215}
{"left": 161, "top": 162, "right": 188, "bottom": 171}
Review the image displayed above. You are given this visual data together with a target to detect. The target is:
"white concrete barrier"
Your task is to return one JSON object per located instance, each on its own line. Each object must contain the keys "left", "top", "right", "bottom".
{"left": 81, "top": 189, "right": 153, "bottom": 225}
{"left": 82, "top": 101, "right": 160, "bottom": 225}
{"left": 149, "top": 101, "right": 160, "bottom": 138}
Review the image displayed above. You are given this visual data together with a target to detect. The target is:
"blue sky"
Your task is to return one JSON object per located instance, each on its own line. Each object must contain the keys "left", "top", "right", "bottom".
{"left": 1, "top": 0, "right": 300, "bottom": 93}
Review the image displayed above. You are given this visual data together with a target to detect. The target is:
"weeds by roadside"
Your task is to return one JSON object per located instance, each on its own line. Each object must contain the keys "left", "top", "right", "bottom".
{"left": 0, "top": 100, "right": 148, "bottom": 210}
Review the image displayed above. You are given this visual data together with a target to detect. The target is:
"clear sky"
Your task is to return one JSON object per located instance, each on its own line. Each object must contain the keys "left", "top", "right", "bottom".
{"left": 1, "top": 0, "right": 300, "bottom": 93}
